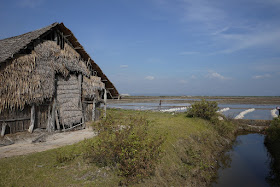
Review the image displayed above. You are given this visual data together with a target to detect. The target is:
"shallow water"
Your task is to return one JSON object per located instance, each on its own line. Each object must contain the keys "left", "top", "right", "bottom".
{"left": 161, "top": 98, "right": 221, "bottom": 101}
{"left": 108, "top": 102, "right": 190, "bottom": 111}
{"left": 108, "top": 102, "right": 278, "bottom": 120}
{"left": 213, "top": 133, "right": 271, "bottom": 187}
{"left": 244, "top": 110, "right": 273, "bottom": 120}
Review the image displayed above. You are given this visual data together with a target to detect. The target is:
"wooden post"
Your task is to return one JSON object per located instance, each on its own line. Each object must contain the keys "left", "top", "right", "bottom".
{"left": 92, "top": 98, "right": 96, "bottom": 121}
{"left": 52, "top": 99, "right": 56, "bottom": 130}
{"left": 104, "top": 89, "right": 107, "bottom": 118}
{"left": 78, "top": 74, "right": 82, "bottom": 108}
{"left": 78, "top": 73, "right": 85, "bottom": 128}
{"left": 28, "top": 105, "right": 35, "bottom": 133}
{"left": 1, "top": 122, "right": 7, "bottom": 137}
{"left": 47, "top": 104, "right": 54, "bottom": 132}
{"left": 55, "top": 109, "right": 60, "bottom": 131}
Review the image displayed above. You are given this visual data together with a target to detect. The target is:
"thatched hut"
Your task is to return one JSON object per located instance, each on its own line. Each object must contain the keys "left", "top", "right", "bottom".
{"left": 0, "top": 22, "right": 119, "bottom": 136}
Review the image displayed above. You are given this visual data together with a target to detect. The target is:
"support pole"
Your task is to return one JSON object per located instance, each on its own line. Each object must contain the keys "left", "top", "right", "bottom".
{"left": 78, "top": 73, "right": 85, "bottom": 128}
{"left": 104, "top": 89, "right": 107, "bottom": 118}
{"left": 78, "top": 74, "right": 82, "bottom": 108}
{"left": 92, "top": 98, "right": 96, "bottom": 121}
{"left": 55, "top": 109, "right": 60, "bottom": 131}
{"left": 28, "top": 105, "right": 35, "bottom": 133}
{"left": 52, "top": 99, "right": 56, "bottom": 130}
{"left": 47, "top": 104, "right": 54, "bottom": 132}
{"left": 1, "top": 123, "right": 7, "bottom": 137}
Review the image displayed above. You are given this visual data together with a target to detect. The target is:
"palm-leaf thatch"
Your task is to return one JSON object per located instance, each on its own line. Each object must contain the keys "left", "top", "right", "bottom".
{"left": 0, "top": 22, "right": 119, "bottom": 100}
{"left": 0, "top": 41, "right": 90, "bottom": 112}
{"left": 0, "top": 22, "right": 119, "bottom": 113}
{"left": 83, "top": 76, "right": 105, "bottom": 100}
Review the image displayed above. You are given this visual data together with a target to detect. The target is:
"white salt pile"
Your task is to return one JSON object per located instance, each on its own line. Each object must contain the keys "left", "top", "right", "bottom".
{"left": 160, "top": 107, "right": 188, "bottom": 113}
{"left": 271, "top": 109, "right": 278, "bottom": 118}
{"left": 234, "top": 108, "right": 255, "bottom": 119}
{"left": 217, "top": 107, "right": 230, "bottom": 113}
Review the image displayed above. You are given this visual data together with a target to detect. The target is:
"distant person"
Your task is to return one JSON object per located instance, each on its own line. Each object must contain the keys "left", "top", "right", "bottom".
{"left": 159, "top": 100, "right": 162, "bottom": 110}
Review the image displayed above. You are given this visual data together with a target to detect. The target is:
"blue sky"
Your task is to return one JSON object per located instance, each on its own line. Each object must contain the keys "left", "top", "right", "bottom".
{"left": 1, "top": 0, "right": 280, "bottom": 96}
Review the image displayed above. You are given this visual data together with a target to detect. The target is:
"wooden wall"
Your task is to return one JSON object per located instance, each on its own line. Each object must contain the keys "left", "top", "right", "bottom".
{"left": 0, "top": 106, "right": 31, "bottom": 134}
{"left": 35, "top": 104, "right": 49, "bottom": 129}
{"left": 0, "top": 103, "right": 51, "bottom": 135}
{"left": 83, "top": 102, "right": 92, "bottom": 122}
{"left": 83, "top": 102, "right": 102, "bottom": 122}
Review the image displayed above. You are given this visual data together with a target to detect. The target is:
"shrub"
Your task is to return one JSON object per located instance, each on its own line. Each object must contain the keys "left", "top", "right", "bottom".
{"left": 266, "top": 118, "right": 280, "bottom": 143}
{"left": 211, "top": 117, "right": 235, "bottom": 137}
{"left": 84, "top": 115, "right": 165, "bottom": 185}
{"left": 187, "top": 99, "right": 219, "bottom": 120}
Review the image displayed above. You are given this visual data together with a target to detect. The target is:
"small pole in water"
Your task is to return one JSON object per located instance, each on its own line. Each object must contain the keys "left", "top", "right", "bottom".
{"left": 277, "top": 107, "right": 280, "bottom": 117}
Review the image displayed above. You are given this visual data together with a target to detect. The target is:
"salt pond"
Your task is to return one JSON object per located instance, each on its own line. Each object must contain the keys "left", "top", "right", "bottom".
{"left": 108, "top": 101, "right": 278, "bottom": 120}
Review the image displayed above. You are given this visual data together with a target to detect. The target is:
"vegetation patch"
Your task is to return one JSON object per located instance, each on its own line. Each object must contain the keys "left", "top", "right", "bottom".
{"left": 83, "top": 115, "right": 165, "bottom": 185}
{"left": 264, "top": 118, "right": 280, "bottom": 185}
{"left": 186, "top": 99, "right": 219, "bottom": 120}
{"left": 0, "top": 109, "right": 238, "bottom": 186}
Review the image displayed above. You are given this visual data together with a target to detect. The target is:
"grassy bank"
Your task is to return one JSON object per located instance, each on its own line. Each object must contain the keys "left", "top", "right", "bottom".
{"left": 264, "top": 118, "right": 280, "bottom": 185}
{"left": 0, "top": 109, "right": 238, "bottom": 186}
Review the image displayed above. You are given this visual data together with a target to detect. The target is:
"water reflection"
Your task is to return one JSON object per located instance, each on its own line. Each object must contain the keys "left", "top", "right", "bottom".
{"left": 213, "top": 133, "right": 271, "bottom": 187}
{"left": 264, "top": 138, "right": 280, "bottom": 186}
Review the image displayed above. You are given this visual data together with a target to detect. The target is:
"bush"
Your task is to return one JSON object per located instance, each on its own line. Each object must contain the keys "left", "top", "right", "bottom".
{"left": 187, "top": 99, "right": 219, "bottom": 120}
{"left": 84, "top": 115, "right": 165, "bottom": 185}
{"left": 266, "top": 118, "right": 280, "bottom": 143}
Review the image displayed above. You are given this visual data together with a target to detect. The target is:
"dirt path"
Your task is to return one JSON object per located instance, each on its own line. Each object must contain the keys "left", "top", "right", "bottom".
{"left": 0, "top": 128, "right": 97, "bottom": 158}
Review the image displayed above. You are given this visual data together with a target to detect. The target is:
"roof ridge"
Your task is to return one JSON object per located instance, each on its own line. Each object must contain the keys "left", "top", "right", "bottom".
{"left": 0, "top": 22, "right": 58, "bottom": 42}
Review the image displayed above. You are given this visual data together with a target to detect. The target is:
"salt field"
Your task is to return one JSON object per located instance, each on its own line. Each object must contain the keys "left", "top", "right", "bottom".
{"left": 107, "top": 101, "right": 279, "bottom": 120}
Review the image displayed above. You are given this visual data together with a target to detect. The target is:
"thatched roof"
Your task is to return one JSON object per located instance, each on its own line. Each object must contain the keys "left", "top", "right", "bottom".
{"left": 0, "top": 23, "right": 56, "bottom": 63}
{"left": 0, "top": 22, "right": 119, "bottom": 98}
{"left": 0, "top": 41, "right": 92, "bottom": 112}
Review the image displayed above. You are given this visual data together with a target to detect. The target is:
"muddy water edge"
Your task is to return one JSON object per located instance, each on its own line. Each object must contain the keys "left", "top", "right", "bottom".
{"left": 212, "top": 131, "right": 280, "bottom": 186}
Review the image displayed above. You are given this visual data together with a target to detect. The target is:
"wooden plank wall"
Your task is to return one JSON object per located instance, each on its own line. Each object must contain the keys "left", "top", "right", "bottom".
{"left": 0, "top": 106, "right": 31, "bottom": 134}
{"left": 83, "top": 102, "right": 102, "bottom": 122}
{"left": 35, "top": 104, "right": 49, "bottom": 129}
{"left": 83, "top": 103, "right": 92, "bottom": 122}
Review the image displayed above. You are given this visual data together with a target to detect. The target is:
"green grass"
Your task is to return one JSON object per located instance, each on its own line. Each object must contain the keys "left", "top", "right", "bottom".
{"left": 0, "top": 109, "right": 238, "bottom": 186}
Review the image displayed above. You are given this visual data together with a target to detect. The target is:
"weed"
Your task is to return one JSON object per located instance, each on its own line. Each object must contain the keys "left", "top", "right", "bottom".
{"left": 186, "top": 99, "right": 218, "bottom": 120}
{"left": 264, "top": 118, "right": 280, "bottom": 186}
{"left": 84, "top": 115, "right": 165, "bottom": 185}
{"left": 186, "top": 99, "right": 235, "bottom": 137}
{"left": 265, "top": 118, "right": 280, "bottom": 143}
{"left": 0, "top": 109, "right": 238, "bottom": 187}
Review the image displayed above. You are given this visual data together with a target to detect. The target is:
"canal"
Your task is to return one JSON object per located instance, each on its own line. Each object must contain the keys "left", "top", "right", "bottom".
{"left": 212, "top": 133, "right": 272, "bottom": 187}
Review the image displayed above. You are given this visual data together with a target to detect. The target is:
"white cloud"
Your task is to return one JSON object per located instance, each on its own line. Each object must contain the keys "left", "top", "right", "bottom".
{"left": 211, "top": 27, "right": 229, "bottom": 35}
{"left": 191, "top": 75, "right": 197, "bottom": 79}
{"left": 252, "top": 74, "right": 271, "bottom": 79}
{"left": 18, "top": 0, "right": 44, "bottom": 8}
{"left": 147, "top": 58, "right": 161, "bottom": 63}
{"left": 155, "top": 0, "right": 280, "bottom": 54}
{"left": 179, "top": 51, "right": 199, "bottom": 55}
{"left": 145, "top": 76, "right": 155, "bottom": 80}
{"left": 216, "top": 29, "right": 280, "bottom": 54}
{"left": 179, "top": 80, "right": 188, "bottom": 84}
{"left": 206, "top": 71, "right": 230, "bottom": 80}
{"left": 181, "top": 0, "right": 226, "bottom": 23}
{"left": 120, "top": 65, "right": 128, "bottom": 68}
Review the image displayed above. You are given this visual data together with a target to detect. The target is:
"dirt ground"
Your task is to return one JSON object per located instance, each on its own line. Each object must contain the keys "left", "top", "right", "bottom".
{"left": 0, "top": 127, "right": 96, "bottom": 158}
